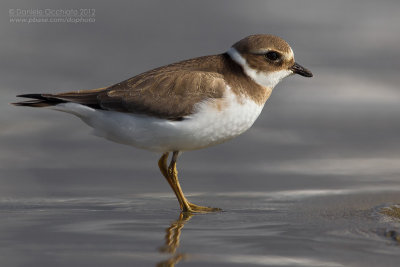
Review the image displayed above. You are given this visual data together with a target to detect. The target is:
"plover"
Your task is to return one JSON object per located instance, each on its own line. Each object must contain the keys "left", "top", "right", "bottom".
{"left": 14, "top": 34, "right": 312, "bottom": 213}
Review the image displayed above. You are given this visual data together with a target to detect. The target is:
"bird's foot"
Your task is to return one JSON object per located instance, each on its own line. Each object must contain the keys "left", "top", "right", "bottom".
{"left": 183, "top": 202, "right": 222, "bottom": 213}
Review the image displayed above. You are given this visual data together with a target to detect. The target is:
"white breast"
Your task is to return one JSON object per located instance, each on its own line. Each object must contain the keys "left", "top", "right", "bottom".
{"left": 52, "top": 87, "right": 265, "bottom": 152}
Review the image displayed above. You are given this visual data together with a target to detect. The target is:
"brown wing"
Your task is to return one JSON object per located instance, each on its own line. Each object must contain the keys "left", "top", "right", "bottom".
{"left": 14, "top": 70, "right": 226, "bottom": 119}
{"left": 96, "top": 70, "right": 226, "bottom": 120}
{"left": 14, "top": 55, "right": 229, "bottom": 120}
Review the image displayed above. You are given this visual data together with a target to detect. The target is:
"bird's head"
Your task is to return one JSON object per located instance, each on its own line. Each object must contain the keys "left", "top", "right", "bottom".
{"left": 227, "top": 34, "right": 313, "bottom": 89}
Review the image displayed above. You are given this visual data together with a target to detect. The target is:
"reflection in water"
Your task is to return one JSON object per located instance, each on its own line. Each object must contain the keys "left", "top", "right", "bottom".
{"left": 157, "top": 212, "right": 193, "bottom": 267}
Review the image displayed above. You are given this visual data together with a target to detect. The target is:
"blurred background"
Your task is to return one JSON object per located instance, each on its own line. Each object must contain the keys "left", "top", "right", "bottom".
{"left": 1, "top": 1, "right": 400, "bottom": 266}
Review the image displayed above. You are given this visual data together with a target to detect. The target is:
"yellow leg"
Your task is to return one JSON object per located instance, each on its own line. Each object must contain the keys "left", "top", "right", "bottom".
{"left": 158, "top": 152, "right": 169, "bottom": 178}
{"left": 159, "top": 151, "right": 221, "bottom": 213}
{"left": 158, "top": 152, "right": 185, "bottom": 211}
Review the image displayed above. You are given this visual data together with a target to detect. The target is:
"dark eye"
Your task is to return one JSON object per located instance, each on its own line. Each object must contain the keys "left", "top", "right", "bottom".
{"left": 265, "top": 51, "right": 281, "bottom": 61}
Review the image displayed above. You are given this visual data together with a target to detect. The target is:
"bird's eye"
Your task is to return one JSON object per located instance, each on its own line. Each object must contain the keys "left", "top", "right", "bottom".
{"left": 265, "top": 51, "right": 281, "bottom": 61}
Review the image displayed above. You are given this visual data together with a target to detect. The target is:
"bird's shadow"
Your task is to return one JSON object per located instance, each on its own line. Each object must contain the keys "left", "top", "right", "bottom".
{"left": 156, "top": 212, "right": 193, "bottom": 267}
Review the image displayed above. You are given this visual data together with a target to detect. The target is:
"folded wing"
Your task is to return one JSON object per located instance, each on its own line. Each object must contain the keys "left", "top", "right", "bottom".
{"left": 14, "top": 70, "right": 226, "bottom": 121}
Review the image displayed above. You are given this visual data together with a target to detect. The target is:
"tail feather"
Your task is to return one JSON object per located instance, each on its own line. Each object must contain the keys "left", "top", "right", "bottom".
{"left": 12, "top": 94, "right": 65, "bottom": 107}
{"left": 16, "top": 94, "right": 50, "bottom": 100}
{"left": 12, "top": 87, "right": 107, "bottom": 108}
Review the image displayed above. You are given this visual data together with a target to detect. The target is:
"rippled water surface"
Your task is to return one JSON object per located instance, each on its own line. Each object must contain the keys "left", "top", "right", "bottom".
{"left": 1, "top": 182, "right": 399, "bottom": 266}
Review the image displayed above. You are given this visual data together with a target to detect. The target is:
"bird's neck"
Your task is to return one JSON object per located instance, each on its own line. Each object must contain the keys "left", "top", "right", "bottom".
{"left": 220, "top": 52, "right": 273, "bottom": 105}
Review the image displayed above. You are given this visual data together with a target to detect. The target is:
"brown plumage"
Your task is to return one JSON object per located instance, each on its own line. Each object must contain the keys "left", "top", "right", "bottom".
{"left": 13, "top": 53, "right": 266, "bottom": 120}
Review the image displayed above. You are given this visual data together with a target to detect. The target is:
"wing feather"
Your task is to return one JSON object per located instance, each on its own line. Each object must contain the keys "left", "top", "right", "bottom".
{"left": 14, "top": 55, "right": 229, "bottom": 120}
{"left": 97, "top": 70, "right": 226, "bottom": 120}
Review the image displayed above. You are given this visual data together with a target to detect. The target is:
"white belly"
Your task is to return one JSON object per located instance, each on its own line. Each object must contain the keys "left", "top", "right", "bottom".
{"left": 53, "top": 87, "right": 265, "bottom": 152}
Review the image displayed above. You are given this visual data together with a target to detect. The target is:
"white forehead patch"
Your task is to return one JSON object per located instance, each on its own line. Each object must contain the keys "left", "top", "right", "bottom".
{"left": 288, "top": 46, "right": 294, "bottom": 59}
{"left": 227, "top": 47, "right": 292, "bottom": 89}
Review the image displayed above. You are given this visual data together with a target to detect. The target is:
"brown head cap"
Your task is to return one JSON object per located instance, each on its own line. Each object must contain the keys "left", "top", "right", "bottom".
{"left": 232, "top": 34, "right": 293, "bottom": 55}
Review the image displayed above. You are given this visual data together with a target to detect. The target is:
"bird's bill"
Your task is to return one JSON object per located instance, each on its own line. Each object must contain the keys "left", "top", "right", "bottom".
{"left": 290, "top": 62, "right": 313, "bottom": 77}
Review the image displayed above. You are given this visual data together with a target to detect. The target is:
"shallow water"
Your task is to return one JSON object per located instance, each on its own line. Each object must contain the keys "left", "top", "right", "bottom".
{"left": 0, "top": 181, "right": 399, "bottom": 267}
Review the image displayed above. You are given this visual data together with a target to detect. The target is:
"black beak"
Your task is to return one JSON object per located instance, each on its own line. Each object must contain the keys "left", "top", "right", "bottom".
{"left": 290, "top": 62, "right": 313, "bottom": 77}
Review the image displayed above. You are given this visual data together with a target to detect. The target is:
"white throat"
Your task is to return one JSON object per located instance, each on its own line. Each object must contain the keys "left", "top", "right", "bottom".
{"left": 227, "top": 47, "right": 292, "bottom": 89}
